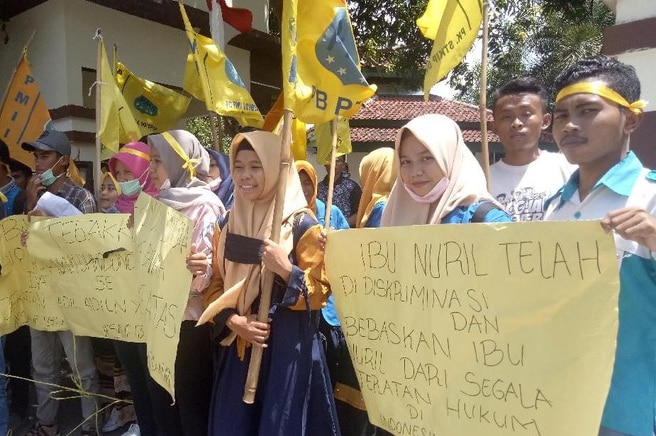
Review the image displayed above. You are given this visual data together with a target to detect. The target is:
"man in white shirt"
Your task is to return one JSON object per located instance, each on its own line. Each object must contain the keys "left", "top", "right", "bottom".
{"left": 544, "top": 55, "right": 656, "bottom": 436}
{"left": 490, "top": 77, "right": 574, "bottom": 221}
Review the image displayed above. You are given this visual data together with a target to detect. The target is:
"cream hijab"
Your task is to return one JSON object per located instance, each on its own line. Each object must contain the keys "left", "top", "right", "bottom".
{"left": 200, "top": 131, "right": 308, "bottom": 344}
{"left": 381, "top": 114, "right": 498, "bottom": 226}
{"left": 356, "top": 147, "right": 396, "bottom": 228}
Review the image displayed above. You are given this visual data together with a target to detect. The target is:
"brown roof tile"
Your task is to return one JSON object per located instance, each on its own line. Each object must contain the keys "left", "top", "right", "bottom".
{"left": 350, "top": 94, "right": 554, "bottom": 146}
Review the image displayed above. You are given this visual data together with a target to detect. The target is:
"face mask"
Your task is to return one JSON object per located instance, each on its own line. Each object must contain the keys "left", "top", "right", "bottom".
{"left": 40, "top": 156, "right": 64, "bottom": 187}
{"left": 118, "top": 179, "right": 141, "bottom": 196}
{"left": 403, "top": 177, "right": 450, "bottom": 204}
{"left": 117, "top": 167, "right": 150, "bottom": 196}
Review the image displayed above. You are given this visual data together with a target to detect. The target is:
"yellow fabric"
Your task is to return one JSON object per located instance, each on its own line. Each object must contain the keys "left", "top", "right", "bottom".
{"left": 179, "top": 3, "right": 264, "bottom": 128}
{"left": 381, "top": 114, "right": 500, "bottom": 226}
{"left": 97, "top": 37, "right": 141, "bottom": 153}
{"left": 295, "top": 160, "right": 318, "bottom": 215}
{"left": 161, "top": 131, "right": 200, "bottom": 179}
{"left": 282, "top": 0, "right": 376, "bottom": 123}
{"left": 101, "top": 171, "right": 120, "bottom": 194}
{"left": 417, "top": 0, "right": 483, "bottom": 99}
{"left": 356, "top": 147, "right": 396, "bottom": 228}
{"left": 262, "top": 93, "right": 285, "bottom": 132}
{"left": 115, "top": 61, "right": 191, "bottom": 135}
{"left": 555, "top": 81, "right": 648, "bottom": 114}
{"left": 314, "top": 117, "right": 352, "bottom": 165}
{"left": 68, "top": 160, "right": 85, "bottom": 187}
{"left": 197, "top": 131, "right": 308, "bottom": 346}
{"left": 0, "top": 192, "right": 7, "bottom": 204}
{"left": 118, "top": 147, "right": 150, "bottom": 162}
{"left": 0, "top": 54, "right": 51, "bottom": 167}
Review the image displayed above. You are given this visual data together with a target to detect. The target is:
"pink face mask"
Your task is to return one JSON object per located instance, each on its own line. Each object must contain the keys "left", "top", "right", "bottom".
{"left": 403, "top": 177, "right": 450, "bottom": 203}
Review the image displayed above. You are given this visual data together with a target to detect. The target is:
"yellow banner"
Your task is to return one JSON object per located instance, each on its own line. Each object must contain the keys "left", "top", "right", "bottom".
{"left": 326, "top": 221, "right": 618, "bottom": 435}
{"left": 314, "top": 116, "right": 351, "bottom": 165}
{"left": 0, "top": 55, "right": 50, "bottom": 167}
{"left": 115, "top": 61, "right": 191, "bottom": 136}
{"left": 0, "top": 194, "right": 193, "bottom": 397}
{"left": 283, "top": 0, "right": 377, "bottom": 123}
{"left": 98, "top": 37, "right": 142, "bottom": 153}
{"left": 180, "top": 3, "right": 264, "bottom": 128}
{"left": 418, "top": 0, "right": 483, "bottom": 99}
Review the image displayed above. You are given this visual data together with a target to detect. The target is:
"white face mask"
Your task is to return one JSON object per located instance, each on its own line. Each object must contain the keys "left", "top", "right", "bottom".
{"left": 402, "top": 177, "right": 450, "bottom": 203}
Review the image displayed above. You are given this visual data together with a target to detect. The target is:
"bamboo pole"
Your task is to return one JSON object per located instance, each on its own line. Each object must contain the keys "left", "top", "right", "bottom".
{"left": 94, "top": 29, "right": 103, "bottom": 201}
{"left": 243, "top": 109, "right": 293, "bottom": 403}
{"left": 208, "top": 112, "right": 222, "bottom": 151}
{"left": 479, "top": 0, "right": 491, "bottom": 192}
{"left": 323, "top": 117, "right": 339, "bottom": 230}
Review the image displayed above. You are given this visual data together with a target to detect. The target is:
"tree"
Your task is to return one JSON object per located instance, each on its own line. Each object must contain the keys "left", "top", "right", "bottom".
{"left": 448, "top": 0, "right": 613, "bottom": 105}
{"left": 348, "top": 0, "right": 431, "bottom": 90}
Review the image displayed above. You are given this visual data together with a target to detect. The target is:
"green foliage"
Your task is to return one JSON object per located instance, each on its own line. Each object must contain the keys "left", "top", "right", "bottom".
{"left": 346, "top": 0, "right": 611, "bottom": 102}
{"left": 348, "top": 0, "right": 432, "bottom": 89}
{"left": 185, "top": 115, "right": 237, "bottom": 154}
{"left": 448, "top": 0, "right": 613, "bottom": 105}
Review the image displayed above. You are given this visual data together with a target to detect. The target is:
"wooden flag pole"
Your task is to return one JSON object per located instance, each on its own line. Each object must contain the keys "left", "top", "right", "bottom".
{"left": 243, "top": 109, "right": 293, "bottom": 404}
{"left": 479, "top": 0, "right": 491, "bottom": 191}
{"left": 208, "top": 112, "right": 222, "bottom": 151}
{"left": 93, "top": 29, "right": 103, "bottom": 200}
{"left": 324, "top": 117, "right": 339, "bottom": 230}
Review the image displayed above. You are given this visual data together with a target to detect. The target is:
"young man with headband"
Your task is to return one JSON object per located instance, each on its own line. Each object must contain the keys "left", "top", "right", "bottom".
{"left": 545, "top": 55, "right": 656, "bottom": 436}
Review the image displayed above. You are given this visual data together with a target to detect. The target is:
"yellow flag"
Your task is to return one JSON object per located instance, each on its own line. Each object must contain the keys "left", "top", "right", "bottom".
{"left": 0, "top": 53, "right": 51, "bottom": 166}
{"left": 115, "top": 61, "right": 191, "bottom": 136}
{"left": 283, "top": 0, "right": 377, "bottom": 124}
{"left": 314, "top": 117, "right": 351, "bottom": 165}
{"left": 417, "top": 0, "right": 483, "bottom": 99}
{"left": 179, "top": 3, "right": 263, "bottom": 128}
{"left": 97, "top": 37, "right": 141, "bottom": 153}
{"left": 264, "top": 94, "right": 307, "bottom": 160}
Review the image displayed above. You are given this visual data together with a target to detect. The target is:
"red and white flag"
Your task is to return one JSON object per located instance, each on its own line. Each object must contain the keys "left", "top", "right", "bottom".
{"left": 206, "top": 0, "right": 253, "bottom": 49}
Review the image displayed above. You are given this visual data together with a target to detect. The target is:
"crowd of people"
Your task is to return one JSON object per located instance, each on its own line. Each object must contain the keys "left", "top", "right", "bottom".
{"left": 0, "top": 54, "right": 655, "bottom": 436}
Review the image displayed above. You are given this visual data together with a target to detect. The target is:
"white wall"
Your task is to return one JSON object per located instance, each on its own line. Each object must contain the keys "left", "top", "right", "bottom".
{"left": 614, "top": 0, "right": 656, "bottom": 23}
{"left": 617, "top": 49, "right": 656, "bottom": 114}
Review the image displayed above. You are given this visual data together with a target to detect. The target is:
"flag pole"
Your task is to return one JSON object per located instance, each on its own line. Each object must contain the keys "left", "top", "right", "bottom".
{"left": 479, "top": 0, "right": 491, "bottom": 191}
{"left": 324, "top": 117, "right": 339, "bottom": 230}
{"left": 94, "top": 29, "right": 103, "bottom": 200}
{"left": 243, "top": 109, "right": 293, "bottom": 404}
{"left": 208, "top": 112, "right": 222, "bottom": 151}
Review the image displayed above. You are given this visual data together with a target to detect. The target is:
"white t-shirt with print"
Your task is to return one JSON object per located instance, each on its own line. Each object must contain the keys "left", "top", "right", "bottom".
{"left": 490, "top": 151, "right": 575, "bottom": 222}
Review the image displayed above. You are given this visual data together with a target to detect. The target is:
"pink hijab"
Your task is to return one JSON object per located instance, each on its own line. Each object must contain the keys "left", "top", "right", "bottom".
{"left": 109, "top": 142, "right": 159, "bottom": 213}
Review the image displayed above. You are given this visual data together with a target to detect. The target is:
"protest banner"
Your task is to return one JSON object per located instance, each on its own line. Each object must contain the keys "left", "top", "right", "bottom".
{"left": 325, "top": 221, "right": 619, "bottom": 436}
{"left": 0, "top": 194, "right": 192, "bottom": 397}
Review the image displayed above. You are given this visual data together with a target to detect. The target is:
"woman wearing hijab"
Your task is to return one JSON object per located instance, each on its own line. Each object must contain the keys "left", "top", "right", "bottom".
{"left": 108, "top": 141, "right": 161, "bottom": 436}
{"left": 205, "top": 147, "right": 235, "bottom": 210}
{"left": 382, "top": 114, "right": 510, "bottom": 226}
{"left": 109, "top": 141, "right": 160, "bottom": 214}
{"left": 148, "top": 130, "right": 226, "bottom": 436}
{"left": 356, "top": 147, "right": 396, "bottom": 228}
{"left": 99, "top": 172, "right": 120, "bottom": 213}
{"left": 188, "top": 131, "right": 339, "bottom": 436}
{"left": 296, "top": 160, "right": 348, "bottom": 231}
